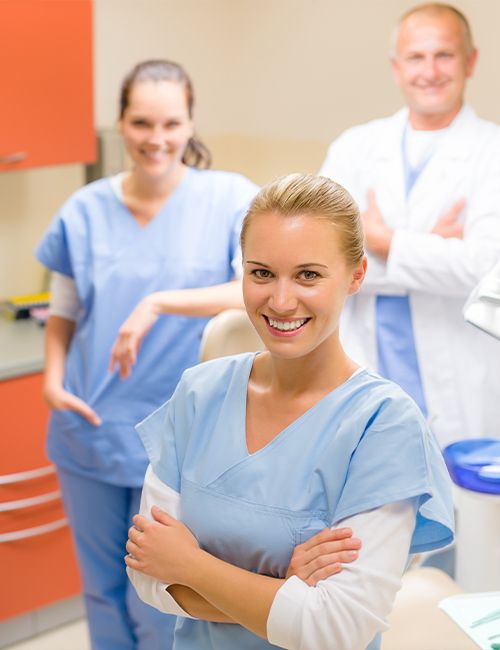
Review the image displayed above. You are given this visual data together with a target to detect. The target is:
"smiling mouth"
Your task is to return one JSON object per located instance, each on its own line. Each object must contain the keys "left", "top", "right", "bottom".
{"left": 140, "top": 149, "right": 169, "bottom": 157}
{"left": 264, "top": 316, "right": 310, "bottom": 333}
{"left": 415, "top": 82, "right": 449, "bottom": 91}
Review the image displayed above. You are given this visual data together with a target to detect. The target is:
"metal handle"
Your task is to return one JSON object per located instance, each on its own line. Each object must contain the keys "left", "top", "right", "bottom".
{"left": 0, "top": 465, "right": 56, "bottom": 485}
{"left": 0, "top": 490, "right": 61, "bottom": 512}
{"left": 0, "top": 518, "right": 68, "bottom": 543}
{"left": 0, "top": 151, "right": 28, "bottom": 164}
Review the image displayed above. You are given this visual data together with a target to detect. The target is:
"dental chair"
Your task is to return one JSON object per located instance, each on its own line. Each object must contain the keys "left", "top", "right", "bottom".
{"left": 382, "top": 566, "right": 475, "bottom": 650}
{"left": 199, "top": 308, "right": 264, "bottom": 362}
{"left": 199, "top": 310, "right": 474, "bottom": 650}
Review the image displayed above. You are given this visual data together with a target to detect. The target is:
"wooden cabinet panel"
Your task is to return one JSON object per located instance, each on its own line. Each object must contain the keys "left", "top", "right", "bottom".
{"left": 0, "top": 0, "right": 95, "bottom": 171}
{"left": 0, "top": 373, "right": 81, "bottom": 621}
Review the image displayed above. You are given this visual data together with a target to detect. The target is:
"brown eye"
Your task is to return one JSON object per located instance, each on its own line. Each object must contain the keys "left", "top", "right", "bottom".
{"left": 299, "top": 270, "right": 319, "bottom": 280}
{"left": 252, "top": 269, "right": 273, "bottom": 279}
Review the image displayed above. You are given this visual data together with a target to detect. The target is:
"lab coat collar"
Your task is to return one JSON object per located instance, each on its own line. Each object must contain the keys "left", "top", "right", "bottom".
{"left": 439, "top": 104, "right": 478, "bottom": 160}
{"left": 368, "top": 104, "right": 480, "bottom": 219}
{"left": 373, "top": 104, "right": 478, "bottom": 162}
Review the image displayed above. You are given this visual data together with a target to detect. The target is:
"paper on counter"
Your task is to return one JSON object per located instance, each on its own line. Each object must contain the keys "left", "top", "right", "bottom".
{"left": 440, "top": 592, "right": 500, "bottom": 649}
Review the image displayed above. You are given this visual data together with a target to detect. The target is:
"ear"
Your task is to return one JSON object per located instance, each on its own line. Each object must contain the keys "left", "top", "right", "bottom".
{"left": 390, "top": 56, "right": 402, "bottom": 88}
{"left": 466, "top": 47, "right": 478, "bottom": 78}
{"left": 348, "top": 257, "right": 367, "bottom": 295}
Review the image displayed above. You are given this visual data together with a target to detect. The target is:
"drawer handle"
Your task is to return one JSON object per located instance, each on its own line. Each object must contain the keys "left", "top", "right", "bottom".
{"left": 0, "top": 151, "right": 28, "bottom": 163}
{"left": 0, "top": 490, "right": 61, "bottom": 512}
{"left": 0, "top": 517, "right": 68, "bottom": 543}
{"left": 0, "top": 465, "right": 56, "bottom": 485}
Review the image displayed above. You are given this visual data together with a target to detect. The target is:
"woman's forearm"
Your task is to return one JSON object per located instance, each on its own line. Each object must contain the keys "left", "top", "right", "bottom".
{"left": 167, "top": 585, "right": 236, "bottom": 623}
{"left": 186, "top": 550, "right": 284, "bottom": 639}
{"left": 147, "top": 280, "right": 243, "bottom": 317}
{"left": 111, "top": 280, "right": 245, "bottom": 379}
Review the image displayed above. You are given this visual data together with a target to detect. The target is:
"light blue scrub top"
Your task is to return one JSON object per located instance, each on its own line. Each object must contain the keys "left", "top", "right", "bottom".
{"left": 137, "top": 353, "right": 454, "bottom": 650}
{"left": 35, "top": 169, "right": 258, "bottom": 486}
{"left": 375, "top": 124, "right": 432, "bottom": 417}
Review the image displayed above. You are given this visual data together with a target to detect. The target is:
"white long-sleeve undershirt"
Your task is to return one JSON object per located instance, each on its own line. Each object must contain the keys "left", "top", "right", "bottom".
{"left": 49, "top": 272, "right": 81, "bottom": 321}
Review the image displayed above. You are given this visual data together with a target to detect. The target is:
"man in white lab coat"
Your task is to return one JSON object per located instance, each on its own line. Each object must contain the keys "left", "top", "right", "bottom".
{"left": 320, "top": 3, "right": 500, "bottom": 448}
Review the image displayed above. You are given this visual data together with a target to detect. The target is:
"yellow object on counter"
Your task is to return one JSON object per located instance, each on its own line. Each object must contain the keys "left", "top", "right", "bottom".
{"left": 1, "top": 291, "right": 51, "bottom": 320}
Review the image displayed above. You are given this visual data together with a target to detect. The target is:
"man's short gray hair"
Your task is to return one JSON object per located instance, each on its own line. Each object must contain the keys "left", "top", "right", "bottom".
{"left": 389, "top": 3, "right": 475, "bottom": 59}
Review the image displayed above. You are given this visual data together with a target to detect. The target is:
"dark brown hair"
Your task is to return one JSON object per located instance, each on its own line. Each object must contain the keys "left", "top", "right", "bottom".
{"left": 119, "top": 59, "right": 211, "bottom": 169}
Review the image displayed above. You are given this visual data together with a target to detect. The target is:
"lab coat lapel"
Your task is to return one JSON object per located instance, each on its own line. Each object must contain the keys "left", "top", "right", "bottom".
{"left": 405, "top": 105, "right": 477, "bottom": 231}
{"left": 369, "top": 109, "right": 407, "bottom": 229}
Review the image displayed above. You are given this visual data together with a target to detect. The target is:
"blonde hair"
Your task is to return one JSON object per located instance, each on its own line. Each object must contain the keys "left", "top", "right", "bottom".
{"left": 241, "top": 173, "right": 364, "bottom": 268}
{"left": 390, "top": 3, "right": 475, "bottom": 58}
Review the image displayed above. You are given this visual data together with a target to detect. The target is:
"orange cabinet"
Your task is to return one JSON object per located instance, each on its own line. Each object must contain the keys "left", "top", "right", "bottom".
{"left": 0, "top": 373, "right": 81, "bottom": 621}
{"left": 0, "top": 0, "right": 95, "bottom": 171}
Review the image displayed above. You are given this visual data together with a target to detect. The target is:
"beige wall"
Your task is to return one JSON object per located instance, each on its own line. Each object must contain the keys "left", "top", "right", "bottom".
{"left": 1, "top": 0, "right": 499, "bottom": 297}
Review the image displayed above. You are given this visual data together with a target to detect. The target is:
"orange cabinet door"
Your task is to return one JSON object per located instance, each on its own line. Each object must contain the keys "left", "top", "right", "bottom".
{"left": 0, "top": 373, "right": 81, "bottom": 621}
{"left": 0, "top": 0, "right": 95, "bottom": 171}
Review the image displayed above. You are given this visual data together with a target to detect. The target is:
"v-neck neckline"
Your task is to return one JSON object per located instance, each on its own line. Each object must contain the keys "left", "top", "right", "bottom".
{"left": 240, "top": 354, "right": 365, "bottom": 457}
{"left": 115, "top": 167, "right": 193, "bottom": 232}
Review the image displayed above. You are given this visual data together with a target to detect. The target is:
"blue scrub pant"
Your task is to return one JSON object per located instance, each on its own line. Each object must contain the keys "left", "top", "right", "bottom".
{"left": 57, "top": 468, "right": 176, "bottom": 650}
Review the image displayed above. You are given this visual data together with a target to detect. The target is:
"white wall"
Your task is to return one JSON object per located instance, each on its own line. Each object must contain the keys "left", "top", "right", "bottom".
{"left": 94, "top": 0, "right": 500, "bottom": 138}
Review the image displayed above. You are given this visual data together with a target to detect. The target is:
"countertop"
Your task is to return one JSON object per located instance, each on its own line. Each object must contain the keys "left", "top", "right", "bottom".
{"left": 0, "top": 317, "right": 45, "bottom": 381}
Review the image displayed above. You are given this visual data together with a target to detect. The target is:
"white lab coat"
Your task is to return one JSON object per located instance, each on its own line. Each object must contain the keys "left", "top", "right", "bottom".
{"left": 320, "top": 105, "right": 500, "bottom": 448}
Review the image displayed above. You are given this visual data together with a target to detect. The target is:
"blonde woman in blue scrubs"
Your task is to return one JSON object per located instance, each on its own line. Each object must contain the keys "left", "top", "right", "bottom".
{"left": 36, "top": 60, "right": 260, "bottom": 650}
{"left": 126, "top": 174, "right": 455, "bottom": 650}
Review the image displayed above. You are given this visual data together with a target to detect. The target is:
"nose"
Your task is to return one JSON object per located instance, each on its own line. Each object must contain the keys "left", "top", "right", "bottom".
{"left": 147, "top": 125, "right": 164, "bottom": 146}
{"left": 421, "top": 55, "right": 440, "bottom": 80}
{"left": 268, "top": 279, "right": 298, "bottom": 314}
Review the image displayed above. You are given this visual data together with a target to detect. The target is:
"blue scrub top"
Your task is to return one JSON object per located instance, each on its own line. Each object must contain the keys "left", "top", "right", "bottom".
{"left": 35, "top": 169, "right": 258, "bottom": 486}
{"left": 137, "top": 353, "right": 455, "bottom": 650}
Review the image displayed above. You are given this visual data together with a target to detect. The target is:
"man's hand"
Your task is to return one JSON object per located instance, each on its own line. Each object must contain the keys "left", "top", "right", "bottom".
{"left": 431, "top": 198, "right": 465, "bottom": 239}
{"left": 361, "top": 190, "right": 393, "bottom": 260}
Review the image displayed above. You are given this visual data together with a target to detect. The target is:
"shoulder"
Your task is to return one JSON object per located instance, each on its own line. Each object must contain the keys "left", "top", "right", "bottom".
{"left": 320, "top": 110, "right": 405, "bottom": 177}
{"left": 64, "top": 177, "right": 114, "bottom": 205}
{"left": 57, "top": 177, "right": 116, "bottom": 222}
{"left": 184, "top": 169, "right": 259, "bottom": 224}
{"left": 326, "top": 110, "right": 404, "bottom": 151}
{"left": 461, "top": 105, "right": 500, "bottom": 132}
{"left": 180, "top": 352, "right": 254, "bottom": 400}
{"left": 187, "top": 168, "right": 259, "bottom": 196}
{"left": 444, "top": 107, "right": 500, "bottom": 174}
{"left": 346, "top": 369, "right": 426, "bottom": 433}
{"left": 459, "top": 106, "right": 500, "bottom": 151}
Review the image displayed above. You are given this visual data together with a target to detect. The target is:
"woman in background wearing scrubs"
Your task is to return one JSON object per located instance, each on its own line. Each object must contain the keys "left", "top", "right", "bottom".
{"left": 126, "top": 174, "right": 455, "bottom": 650}
{"left": 35, "top": 59, "right": 260, "bottom": 650}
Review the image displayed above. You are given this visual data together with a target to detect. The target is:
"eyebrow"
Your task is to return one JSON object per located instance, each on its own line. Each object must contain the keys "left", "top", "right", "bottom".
{"left": 245, "top": 260, "right": 329, "bottom": 269}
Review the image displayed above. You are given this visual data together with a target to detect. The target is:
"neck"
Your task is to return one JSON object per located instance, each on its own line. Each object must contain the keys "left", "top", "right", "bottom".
{"left": 262, "top": 334, "right": 357, "bottom": 398}
{"left": 408, "top": 103, "right": 463, "bottom": 131}
{"left": 127, "top": 164, "right": 187, "bottom": 200}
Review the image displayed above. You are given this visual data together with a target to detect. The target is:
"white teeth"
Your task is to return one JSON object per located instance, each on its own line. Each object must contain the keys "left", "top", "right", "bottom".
{"left": 142, "top": 149, "right": 168, "bottom": 158}
{"left": 268, "top": 318, "right": 307, "bottom": 331}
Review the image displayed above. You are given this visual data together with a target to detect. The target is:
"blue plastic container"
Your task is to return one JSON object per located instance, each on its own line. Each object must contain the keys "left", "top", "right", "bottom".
{"left": 443, "top": 438, "right": 500, "bottom": 495}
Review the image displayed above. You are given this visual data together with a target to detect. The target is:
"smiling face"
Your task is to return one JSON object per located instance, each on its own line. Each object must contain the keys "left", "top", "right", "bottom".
{"left": 118, "top": 79, "right": 194, "bottom": 180}
{"left": 391, "top": 10, "right": 477, "bottom": 129}
{"left": 242, "top": 211, "right": 366, "bottom": 361}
